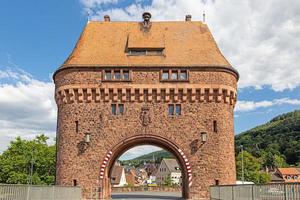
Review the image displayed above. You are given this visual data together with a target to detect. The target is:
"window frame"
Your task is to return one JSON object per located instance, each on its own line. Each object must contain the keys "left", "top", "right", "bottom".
{"left": 102, "top": 69, "right": 132, "bottom": 82}
{"left": 168, "top": 104, "right": 182, "bottom": 116}
{"left": 127, "top": 48, "right": 164, "bottom": 56}
{"left": 160, "top": 69, "right": 189, "bottom": 82}
{"left": 111, "top": 103, "right": 125, "bottom": 115}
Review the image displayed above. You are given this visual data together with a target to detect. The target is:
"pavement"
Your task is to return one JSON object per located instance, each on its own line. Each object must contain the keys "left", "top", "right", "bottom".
{"left": 111, "top": 191, "right": 183, "bottom": 200}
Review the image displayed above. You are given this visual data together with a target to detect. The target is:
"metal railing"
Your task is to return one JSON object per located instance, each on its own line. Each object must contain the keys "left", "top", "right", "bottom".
{"left": 0, "top": 184, "right": 81, "bottom": 200}
{"left": 210, "top": 183, "right": 300, "bottom": 200}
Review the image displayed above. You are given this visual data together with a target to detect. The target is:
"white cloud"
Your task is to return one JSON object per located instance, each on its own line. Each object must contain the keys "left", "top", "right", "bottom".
{"left": 0, "top": 68, "right": 56, "bottom": 152}
{"left": 80, "top": 0, "right": 300, "bottom": 91}
{"left": 235, "top": 98, "right": 300, "bottom": 112}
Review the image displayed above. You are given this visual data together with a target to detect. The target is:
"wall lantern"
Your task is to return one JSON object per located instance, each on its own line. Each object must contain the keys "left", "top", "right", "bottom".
{"left": 85, "top": 133, "right": 91, "bottom": 143}
{"left": 201, "top": 132, "right": 207, "bottom": 143}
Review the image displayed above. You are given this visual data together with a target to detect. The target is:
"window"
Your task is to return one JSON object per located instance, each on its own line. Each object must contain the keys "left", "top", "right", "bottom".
{"left": 73, "top": 179, "right": 77, "bottom": 186}
{"left": 162, "top": 71, "right": 169, "bottom": 80}
{"left": 105, "top": 71, "right": 112, "bottom": 80}
{"left": 161, "top": 69, "right": 188, "bottom": 81}
{"left": 294, "top": 176, "right": 298, "bottom": 180}
{"left": 103, "top": 70, "right": 131, "bottom": 81}
{"left": 179, "top": 70, "right": 187, "bottom": 80}
{"left": 111, "top": 104, "right": 125, "bottom": 115}
{"left": 75, "top": 121, "right": 79, "bottom": 133}
{"left": 175, "top": 104, "right": 181, "bottom": 115}
{"left": 114, "top": 70, "right": 121, "bottom": 80}
{"left": 111, "top": 104, "right": 117, "bottom": 115}
{"left": 213, "top": 120, "right": 218, "bottom": 132}
{"left": 168, "top": 104, "right": 175, "bottom": 116}
{"left": 171, "top": 71, "right": 178, "bottom": 80}
{"left": 287, "top": 176, "right": 291, "bottom": 180}
{"left": 118, "top": 104, "right": 124, "bottom": 115}
{"left": 129, "top": 50, "right": 146, "bottom": 56}
{"left": 123, "top": 71, "right": 130, "bottom": 80}
{"left": 128, "top": 49, "right": 163, "bottom": 56}
{"left": 169, "top": 104, "right": 181, "bottom": 116}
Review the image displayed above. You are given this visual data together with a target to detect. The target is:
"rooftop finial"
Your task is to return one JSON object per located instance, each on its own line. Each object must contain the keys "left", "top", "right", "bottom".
{"left": 186, "top": 15, "right": 192, "bottom": 21}
{"left": 203, "top": 11, "right": 206, "bottom": 23}
{"left": 104, "top": 15, "right": 110, "bottom": 22}
{"left": 142, "top": 12, "right": 152, "bottom": 28}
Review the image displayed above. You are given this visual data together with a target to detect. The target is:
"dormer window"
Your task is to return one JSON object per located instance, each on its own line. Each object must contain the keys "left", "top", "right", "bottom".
{"left": 161, "top": 69, "right": 189, "bottom": 81}
{"left": 103, "top": 69, "right": 131, "bottom": 81}
{"left": 128, "top": 48, "right": 164, "bottom": 56}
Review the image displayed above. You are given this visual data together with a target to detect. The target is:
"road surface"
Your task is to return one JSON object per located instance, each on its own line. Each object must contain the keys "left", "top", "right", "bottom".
{"left": 112, "top": 191, "right": 183, "bottom": 200}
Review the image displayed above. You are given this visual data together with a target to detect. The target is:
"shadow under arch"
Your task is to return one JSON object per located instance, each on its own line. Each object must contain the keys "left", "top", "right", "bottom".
{"left": 103, "top": 134, "right": 190, "bottom": 199}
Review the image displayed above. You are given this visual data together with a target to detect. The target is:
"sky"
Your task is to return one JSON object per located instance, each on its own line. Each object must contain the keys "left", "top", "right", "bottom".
{"left": 0, "top": 0, "right": 299, "bottom": 160}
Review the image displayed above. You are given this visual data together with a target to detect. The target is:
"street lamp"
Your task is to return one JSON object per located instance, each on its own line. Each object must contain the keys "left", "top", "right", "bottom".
{"left": 85, "top": 133, "right": 91, "bottom": 143}
{"left": 200, "top": 132, "right": 207, "bottom": 143}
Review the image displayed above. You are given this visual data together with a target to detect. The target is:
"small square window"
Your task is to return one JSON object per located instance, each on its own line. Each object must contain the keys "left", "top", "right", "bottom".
{"left": 114, "top": 71, "right": 121, "bottom": 80}
{"left": 123, "top": 71, "right": 130, "bottom": 80}
{"left": 119, "top": 104, "right": 124, "bottom": 115}
{"left": 111, "top": 104, "right": 117, "bottom": 115}
{"left": 162, "top": 71, "right": 169, "bottom": 80}
{"left": 175, "top": 104, "right": 181, "bottom": 115}
{"left": 168, "top": 104, "right": 174, "bottom": 116}
{"left": 179, "top": 71, "right": 187, "bottom": 80}
{"left": 105, "top": 71, "right": 112, "bottom": 80}
{"left": 171, "top": 71, "right": 178, "bottom": 80}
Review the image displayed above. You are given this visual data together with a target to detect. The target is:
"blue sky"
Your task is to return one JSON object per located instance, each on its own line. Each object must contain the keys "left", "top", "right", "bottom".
{"left": 0, "top": 0, "right": 299, "bottom": 159}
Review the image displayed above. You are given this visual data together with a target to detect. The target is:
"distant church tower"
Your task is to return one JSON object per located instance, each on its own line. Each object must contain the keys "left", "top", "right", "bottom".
{"left": 53, "top": 13, "right": 238, "bottom": 199}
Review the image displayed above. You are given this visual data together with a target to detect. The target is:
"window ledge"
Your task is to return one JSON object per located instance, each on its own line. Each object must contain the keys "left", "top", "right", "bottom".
{"left": 160, "top": 79, "right": 189, "bottom": 82}
{"left": 101, "top": 80, "right": 132, "bottom": 82}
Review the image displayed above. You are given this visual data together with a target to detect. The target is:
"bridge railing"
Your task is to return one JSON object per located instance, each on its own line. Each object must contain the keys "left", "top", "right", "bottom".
{"left": 210, "top": 183, "right": 300, "bottom": 200}
{"left": 0, "top": 184, "right": 81, "bottom": 200}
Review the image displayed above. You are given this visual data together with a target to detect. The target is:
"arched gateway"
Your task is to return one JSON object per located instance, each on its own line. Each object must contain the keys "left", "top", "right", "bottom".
{"left": 54, "top": 13, "right": 238, "bottom": 200}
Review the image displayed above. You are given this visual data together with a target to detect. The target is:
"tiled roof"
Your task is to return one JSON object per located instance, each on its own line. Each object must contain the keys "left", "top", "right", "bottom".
{"left": 163, "top": 158, "right": 181, "bottom": 173}
{"left": 61, "top": 21, "right": 231, "bottom": 68}
{"left": 111, "top": 166, "right": 124, "bottom": 184}
{"left": 278, "top": 168, "right": 300, "bottom": 175}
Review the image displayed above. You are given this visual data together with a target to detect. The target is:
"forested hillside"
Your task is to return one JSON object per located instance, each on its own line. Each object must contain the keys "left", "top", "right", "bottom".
{"left": 235, "top": 110, "right": 300, "bottom": 166}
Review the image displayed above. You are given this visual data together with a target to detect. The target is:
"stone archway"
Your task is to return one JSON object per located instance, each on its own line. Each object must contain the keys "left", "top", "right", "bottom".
{"left": 99, "top": 134, "right": 192, "bottom": 199}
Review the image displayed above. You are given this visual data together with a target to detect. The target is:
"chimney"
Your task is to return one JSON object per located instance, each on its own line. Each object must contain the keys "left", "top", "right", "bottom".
{"left": 185, "top": 15, "right": 192, "bottom": 21}
{"left": 104, "top": 15, "right": 110, "bottom": 22}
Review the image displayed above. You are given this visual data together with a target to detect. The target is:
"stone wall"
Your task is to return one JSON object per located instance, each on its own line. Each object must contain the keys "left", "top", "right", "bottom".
{"left": 54, "top": 67, "right": 237, "bottom": 200}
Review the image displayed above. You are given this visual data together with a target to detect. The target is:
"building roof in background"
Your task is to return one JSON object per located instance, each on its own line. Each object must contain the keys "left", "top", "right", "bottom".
{"left": 163, "top": 158, "right": 180, "bottom": 173}
{"left": 278, "top": 168, "right": 300, "bottom": 175}
{"left": 61, "top": 21, "right": 231, "bottom": 68}
{"left": 270, "top": 173, "right": 284, "bottom": 182}
{"left": 111, "top": 166, "right": 124, "bottom": 185}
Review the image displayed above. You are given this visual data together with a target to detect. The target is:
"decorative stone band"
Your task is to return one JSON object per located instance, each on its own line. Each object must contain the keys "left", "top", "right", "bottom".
{"left": 99, "top": 151, "right": 113, "bottom": 179}
{"left": 55, "top": 85, "right": 237, "bottom": 105}
{"left": 178, "top": 149, "right": 192, "bottom": 187}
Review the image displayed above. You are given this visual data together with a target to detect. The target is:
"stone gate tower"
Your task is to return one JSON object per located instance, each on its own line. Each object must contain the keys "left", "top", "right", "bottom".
{"left": 54, "top": 13, "right": 238, "bottom": 200}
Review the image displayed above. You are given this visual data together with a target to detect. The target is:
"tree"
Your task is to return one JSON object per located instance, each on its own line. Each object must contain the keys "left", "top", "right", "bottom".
{"left": 163, "top": 175, "right": 172, "bottom": 186}
{"left": 0, "top": 135, "right": 55, "bottom": 185}
{"left": 236, "top": 151, "right": 270, "bottom": 184}
{"left": 273, "top": 154, "right": 287, "bottom": 168}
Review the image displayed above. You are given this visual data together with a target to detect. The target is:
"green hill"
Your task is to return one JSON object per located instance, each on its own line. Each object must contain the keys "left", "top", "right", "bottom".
{"left": 120, "top": 150, "right": 173, "bottom": 166}
{"left": 235, "top": 110, "right": 300, "bottom": 165}
{"left": 132, "top": 150, "right": 174, "bottom": 161}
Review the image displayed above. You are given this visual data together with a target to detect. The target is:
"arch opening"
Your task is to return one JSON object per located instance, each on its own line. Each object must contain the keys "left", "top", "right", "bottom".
{"left": 100, "top": 135, "right": 190, "bottom": 199}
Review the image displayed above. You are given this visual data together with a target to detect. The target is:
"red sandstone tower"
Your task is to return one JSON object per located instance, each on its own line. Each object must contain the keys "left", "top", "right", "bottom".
{"left": 53, "top": 13, "right": 238, "bottom": 200}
